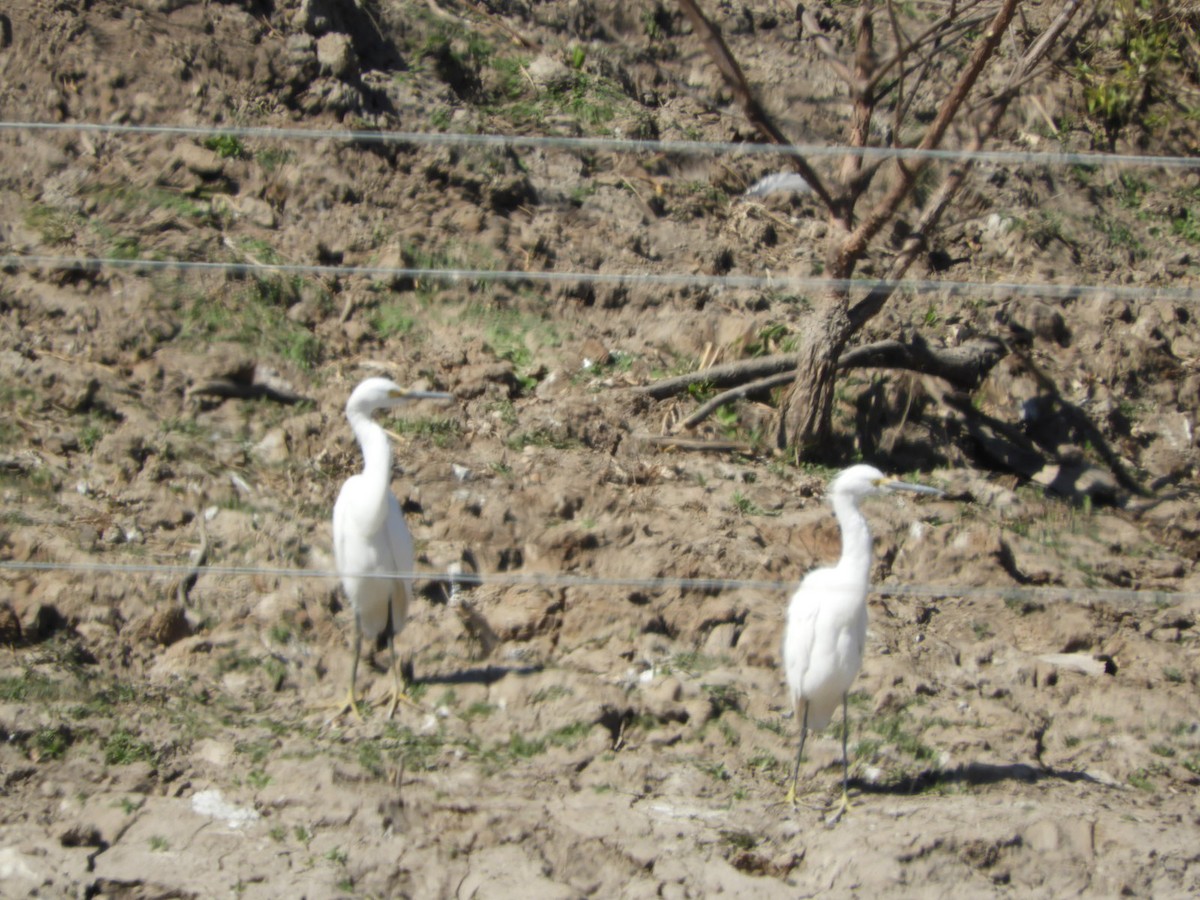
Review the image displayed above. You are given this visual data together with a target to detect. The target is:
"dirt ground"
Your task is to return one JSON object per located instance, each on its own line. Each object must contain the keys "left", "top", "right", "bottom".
{"left": 1, "top": 1, "right": 1199, "bottom": 897}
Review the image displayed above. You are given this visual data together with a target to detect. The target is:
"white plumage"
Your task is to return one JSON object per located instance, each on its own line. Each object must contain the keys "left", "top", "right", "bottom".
{"left": 332, "top": 377, "right": 451, "bottom": 719}
{"left": 783, "top": 464, "right": 943, "bottom": 816}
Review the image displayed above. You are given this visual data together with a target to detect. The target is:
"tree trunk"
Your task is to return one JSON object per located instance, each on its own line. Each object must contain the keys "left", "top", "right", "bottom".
{"left": 775, "top": 295, "right": 853, "bottom": 454}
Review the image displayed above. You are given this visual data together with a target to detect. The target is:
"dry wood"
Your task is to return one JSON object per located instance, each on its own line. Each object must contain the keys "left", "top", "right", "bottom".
{"left": 634, "top": 434, "right": 756, "bottom": 453}
{"left": 675, "top": 0, "right": 832, "bottom": 209}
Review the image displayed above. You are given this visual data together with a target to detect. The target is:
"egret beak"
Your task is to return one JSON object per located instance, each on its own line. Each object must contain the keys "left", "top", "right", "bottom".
{"left": 878, "top": 478, "right": 945, "bottom": 497}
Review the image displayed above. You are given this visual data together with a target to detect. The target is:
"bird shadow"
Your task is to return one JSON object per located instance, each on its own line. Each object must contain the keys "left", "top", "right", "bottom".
{"left": 850, "top": 761, "right": 1112, "bottom": 796}
{"left": 415, "top": 664, "right": 544, "bottom": 687}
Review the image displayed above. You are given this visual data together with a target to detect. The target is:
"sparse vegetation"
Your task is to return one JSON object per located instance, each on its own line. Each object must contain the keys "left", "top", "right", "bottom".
{"left": 204, "top": 134, "right": 249, "bottom": 159}
{"left": 103, "top": 727, "right": 158, "bottom": 767}
{"left": 1, "top": 0, "right": 1199, "bottom": 893}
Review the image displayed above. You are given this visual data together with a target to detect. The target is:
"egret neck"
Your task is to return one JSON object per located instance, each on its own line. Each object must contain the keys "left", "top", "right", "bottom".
{"left": 831, "top": 489, "right": 873, "bottom": 586}
{"left": 346, "top": 405, "right": 393, "bottom": 537}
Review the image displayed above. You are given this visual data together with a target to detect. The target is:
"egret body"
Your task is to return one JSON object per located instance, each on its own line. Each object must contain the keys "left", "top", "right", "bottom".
{"left": 783, "top": 464, "right": 942, "bottom": 817}
{"left": 333, "top": 377, "right": 451, "bottom": 718}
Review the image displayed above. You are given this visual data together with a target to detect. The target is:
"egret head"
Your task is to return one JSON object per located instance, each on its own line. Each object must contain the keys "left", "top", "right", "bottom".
{"left": 346, "top": 377, "right": 452, "bottom": 418}
{"left": 830, "top": 464, "right": 944, "bottom": 500}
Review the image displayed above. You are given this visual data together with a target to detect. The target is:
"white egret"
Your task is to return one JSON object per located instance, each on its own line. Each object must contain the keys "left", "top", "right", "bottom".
{"left": 783, "top": 464, "right": 943, "bottom": 818}
{"left": 333, "top": 377, "right": 452, "bottom": 719}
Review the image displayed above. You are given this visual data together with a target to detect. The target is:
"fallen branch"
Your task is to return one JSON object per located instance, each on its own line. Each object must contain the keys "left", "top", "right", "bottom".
{"left": 639, "top": 355, "right": 796, "bottom": 400}
{"left": 839, "top": 335, "right": 1007, "bottom": 391}
{"left": 674, "top": 372, "right": 795, "bottom": 433}
{"left": 633, "top": 434, "right": 756, "bottom": 453}
{"left": 641, "top": 335, "right": 1008, "bottom": 433}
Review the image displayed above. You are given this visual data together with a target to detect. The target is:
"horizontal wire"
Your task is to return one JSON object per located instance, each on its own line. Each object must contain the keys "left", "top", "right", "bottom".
{"left": 0, "top": 560, "right": 1190, "bottom": 607}
{"left": 1, "top": 123, "right": 1193, "bottom": 612}
{"left": 3, "top": 120, "right": 1200, "bottom": 170}
{"left": 3, "top": 254, "right": 1198, "bottom": 306}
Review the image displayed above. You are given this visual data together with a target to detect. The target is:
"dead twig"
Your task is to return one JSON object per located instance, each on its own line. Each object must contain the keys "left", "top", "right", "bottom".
{"left": 634, "top": 434, "right": 757, "bottom": 454}
{"left": 675, "top": 0, "right": 832, "bottom": 209}
{"left": 176, "top": 509, "right": 210, "bottom": 606}
{"left": 673, "top": 372, "right": 794, "bottom": 433}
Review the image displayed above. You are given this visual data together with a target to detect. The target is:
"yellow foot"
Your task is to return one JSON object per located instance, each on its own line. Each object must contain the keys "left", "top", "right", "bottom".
{"left": 381, "top": 687, "right": 423, "bottom": 719}
{"left": 784, "top": 784, "right": 798, "bottom": 807}
{"left": 824, "top": 791, "right": 852, "bottom": 827}
{"left": 325, "top": 688, "right": 367, "bottom": 724}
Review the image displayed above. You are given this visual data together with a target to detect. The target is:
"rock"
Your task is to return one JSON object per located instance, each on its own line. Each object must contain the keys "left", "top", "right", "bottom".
{"left": 316, "top": 33, "right": 358, "bottom": 80}
{"left": 373, "top": 243, "right": 412, "bottom": 291}
{"left": 526, "top": 55, "right": 575, "bottom": 91}
{"left": 0, "top": 604, "right": 22, "bottom": 645}
{"left": 1032, "top": 463, "right": 1121, "bottom": 503}
{"left": 173, "top": 142, "right": 225, "bottom": 178}
{"left": 641, "top": 675, "right": 689, "bottom": 723}
{"left": 252, "top": 427, "right": 290, "bottom": 465}
{"left": 1035, "top": 653, "right": 1110, "bottom": 680}
{"left": 451, "top": 361, "right": 521, "bottom": 399}
{"left": 702, "top": 621, "right": 738, "bottom": 653}
{"left": 235, "top": 196, "right": 277, "bottom": 228}
{"left": 488, "top": 587, "right": 563, "bottom": 641}
{"left": 194, "top": 739, "right": 236, "bottom": 768}
{"left": 137, "top": 603, "right": 192, "bottom": 647}
{"left": 0, "top": 847, "right": 46, "bottom": 892}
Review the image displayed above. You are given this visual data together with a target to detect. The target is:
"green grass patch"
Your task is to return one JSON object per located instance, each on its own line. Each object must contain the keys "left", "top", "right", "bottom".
{"left": 371, "top": 301, "right": 419, "bottom": 338}
{"left": 204, "top": 134, "right": 249, "bottom": 159}
{"left": 505, "top": 428, "right": 580, "bottom": 451}
{"left": 0, "top": 670, "right": 68, "bottom": 703}
{"left": 383, "top": 415, "right": 463, "bottom": 448}
{"left": 103, "top": 726, "right": 158, "bottom": 766}
{"left": 547, "top": 722, "right": 592, "bottom": 749}
{"left": 30, "top": 727, "right": 72, "bottom": 761}
{"left": 23, "top": 203, "right": 78, "bottom": 245}
{"left": 183, "top": 277, "right": 322, "bottom": 370}
{"left": 529, "top": 685, "right": 572, "bottom": 704}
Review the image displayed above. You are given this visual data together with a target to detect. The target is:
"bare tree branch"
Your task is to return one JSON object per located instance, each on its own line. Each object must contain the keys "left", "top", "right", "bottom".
{"left": 839, "top": 7, "right": 877, "bottom": 190}
{"left": 673, "top": 371, "right": 796, "bottom": 432}
{"left": 639, "top": 355, "right": 796, "bottom": 400}
{"left": 799, "top": 7, "right": 859, "bottom": 85}
{"left": 834, "top": 0, "right": 1021, "bottom": 274}
{"left": 644, "top": 336, "right": 1009, "bottom": 432}
{"left": 838, "top": 336, "right": 1007, "bottom": 389}
{"left": 849, "top": 0, "right": 1086, "bottom": 329}
{"left": 675, "top": 0, "right": 834, "bottom": 209}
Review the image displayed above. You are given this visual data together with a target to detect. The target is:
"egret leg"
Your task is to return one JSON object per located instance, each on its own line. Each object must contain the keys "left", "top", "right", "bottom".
{"left": 383, "top": 629, "right": 421, "bottom": 717}
{"left": 340, "top": 614, "right": 365, "bottom": 721}
{"left": 826, "top": 693, "right": 852, "bottom": 825}
{"left": 785, "top": 703, "right": 809, "bottom": 807}
{"left": 381, "top": 585, "right": 420, "bottom": 717}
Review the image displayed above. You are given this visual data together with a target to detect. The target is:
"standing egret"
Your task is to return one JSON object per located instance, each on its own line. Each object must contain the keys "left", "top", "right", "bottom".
{"left": 333, "top": 377, "right": 452, "bottom": 719}
{"left": 783, "top": 464, "right": 943, "bottom": 818}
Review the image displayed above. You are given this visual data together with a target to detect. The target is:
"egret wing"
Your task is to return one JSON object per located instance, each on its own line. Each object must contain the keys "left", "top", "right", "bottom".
{"left": 382, "top": 492, "right": 416, "bottom": 633}
{"left": 784, "top": 567, "right": 852, "bottom": 731}
{"left": 783, "top": 570, "right": 827, "bottom": 700}
{"left": 332, "top": 476, "right": 365, "bottom": 592}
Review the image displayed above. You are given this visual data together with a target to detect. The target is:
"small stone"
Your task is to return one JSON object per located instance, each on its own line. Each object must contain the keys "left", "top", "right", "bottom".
{"left": 138, "top": 604, "right": 193, "bottom": 647}
{"left": 316, "top": 33, "right": 357, "bottom": 80}
{"left": 174, "top": 142, "right": 225, "bottom": 178}
{"left": 252, "top": 428, "right": 290, "bottom": 465}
